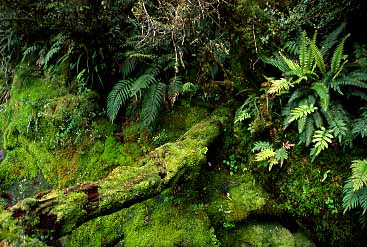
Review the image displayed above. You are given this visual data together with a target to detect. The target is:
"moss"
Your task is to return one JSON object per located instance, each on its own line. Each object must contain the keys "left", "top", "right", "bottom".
{"left": 0, "top": 209, "right": 47, "bottom": 247}
{"left": 68, "top": 191, "right": 219, "bottom": 247}
{"left": 293, "top": 232, "right": 316, "bottom": 247}
{"left": 206, "top": 171, "right": 269, "bottom": 224}
{"left": 222, "top": 222, "right": 295, "bottom": 247}
{"left": 157, "top": 104, "right": 209, "bottom": 141}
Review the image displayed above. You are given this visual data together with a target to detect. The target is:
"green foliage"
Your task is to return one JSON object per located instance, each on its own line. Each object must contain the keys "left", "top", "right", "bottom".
{"left": 310, "top": 127, "right": 334, "bottom": 161}
{"left": 252, "top": 141, "right": 288, "bottom": 171}
{"left": 223, "top": 154, "right": 238, "bottom": 176}
{"left": 343, "top": 160, "right": 367, "bottom": 218}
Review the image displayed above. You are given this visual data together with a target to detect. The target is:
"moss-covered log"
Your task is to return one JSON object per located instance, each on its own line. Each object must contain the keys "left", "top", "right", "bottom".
{"left": 3, "top": 107, "right": 230, "bottom": 240}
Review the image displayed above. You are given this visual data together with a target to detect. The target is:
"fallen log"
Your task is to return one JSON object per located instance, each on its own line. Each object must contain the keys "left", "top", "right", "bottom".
{"left": 2, "top": 107, "right": 230, "bottom": 242}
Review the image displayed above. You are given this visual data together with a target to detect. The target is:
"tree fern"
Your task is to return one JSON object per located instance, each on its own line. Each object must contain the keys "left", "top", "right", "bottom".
{"left": 141, "top": 82, "right": 166, "bottom": 128}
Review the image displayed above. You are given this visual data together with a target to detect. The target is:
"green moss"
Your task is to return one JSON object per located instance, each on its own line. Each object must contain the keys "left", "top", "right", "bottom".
{"left": 222, "top": 222, "right": 295, "bottom": 247}
{"left": 68, "top": 192, "right": 219, "bottom": 247}
{"left": 157, "top": 104, "right": 209, "bottom": 141}
{"left": 0, "top": 209, "right": 47, "bottom": 246}
{"left": 206, "top": 171, "right": 269, "bottom": 224}
{"left": 293, "top": 232, "right": 316, "bottom": 247}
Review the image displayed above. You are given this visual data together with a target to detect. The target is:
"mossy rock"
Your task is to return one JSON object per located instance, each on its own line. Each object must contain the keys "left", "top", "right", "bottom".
{"left": 222, "top": 222, "right": 295, "bottom": 247}
{"left": 206, "top": 171, "right": 269, "bottom": 224}
{"left": 0, "top": 64, "right": 146, "bottom": 190}
{"left": 66, "top": 192, "right": 220, "bottom": 247}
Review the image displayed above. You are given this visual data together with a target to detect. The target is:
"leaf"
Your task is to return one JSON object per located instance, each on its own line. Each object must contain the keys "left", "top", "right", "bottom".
{"left": 275, "top": 147, "right": 288, "bottom": 166}
{"left": 312, "top": 82, "right": 329, "bottom": 111}
{"left": 288, "top": 104, "right": 318, "bottom": 124}
{"left": 266, "top": 77, "right": 293, "bottom": 95}
{"left": 252, "top": 141, "right": 273, "bottom": 152}
{"left": 351, "top": 160, "right": 367, "bottom": 191}
{"left": 255, "top": 148, "right": 275, "bottom": 162}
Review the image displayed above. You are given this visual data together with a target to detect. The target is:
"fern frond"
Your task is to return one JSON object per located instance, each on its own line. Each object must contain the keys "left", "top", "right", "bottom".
{"left": 43, "top": 33, "right": 68, "bottom": 68}
{"left": 255, "top": 148, "right": 275, "bottom": 162}
{"left": 330, "top": 71, "right": 367, "bottom": 94}
{"left": 235, "top": 95, "right": 260, "bottom": 123}
{"left": 351, "top": 160, "right": 367, "bottom": 191}
{"left": 310, "top": 34, "right": 326, "bottom": 76}
{"left": 299, "top": 31, "right": 314, "bottom": 70}
{"left": 121, "top": 57, "right": 136, "bottom": 78}
{"left": 141, "top": 82, "right": 165, "bottom": 129}
{"left": 275, "top": 147, "right": 288, "bottom": 166}
{"left": 252, "top": 141, "right": 273, "bottom": 152}
{"left": 266, "top": 77, "right": 293, "bottom": 95}
{"left": 304, "top": 116, "right": 315, "bottom": 146}
{"left": 312, "top": 82, "right": 329, "bottom": 111}
{"left": 353, "top": 113, "right": 367, "bottom": 138}
{"left": 288, "top": 104, "right": 318, "bottom": 124}
{"left": 130, "top": 73, "right": 157, "bottom": 99}
{"left": 343, "top": 178, "right": 360, "bottom": 213}
{"left": 330, "top": 34, "right": 350, "bottom": 76}
{"left": 310, "top": 127, "right": 333, "bottom": 161}
{"left": 22, "top": 44, "right": 41, "bottom": 62}
{"left": 320, "top": 23, "right": 346, "bottom": 55}
{"left": 330, "top": 118, "right": 348, "bottom": 143}
{"left": 107, "top": 79, "right": 133, "bottom": 122}
{"left": 263, "top": 53, "right": 289, "bottom": 73}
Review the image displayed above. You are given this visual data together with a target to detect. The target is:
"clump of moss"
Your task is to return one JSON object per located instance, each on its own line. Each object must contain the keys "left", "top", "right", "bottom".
{"left": 205, "top": 171, "right": 269, "bottom": 225}
{"left": 67, "top": 191, "right": 220, "bottom": 247}
{"left": 0, "top": 209, "right": 46, "bottom": 246}
{"left": 221, "top": 222, "right": 296, "bottom": 247}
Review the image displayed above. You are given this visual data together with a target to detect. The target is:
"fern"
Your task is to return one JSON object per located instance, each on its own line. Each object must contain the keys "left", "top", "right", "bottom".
{"left": 266, "top": 77, "right": 293, "bottom": 95}
{"left": 252, "top": 141, "right": 273, "bottom": 152}
{"left": 309, "top": 34, "right": 326, "bottom": 76}
{"left": 343, "top": 160, "right": 367, "bottom": 218}
{"left": 288, "top": 104, "right": 318, "bottom": 124}
{"left": 320, "top": 22, "right": 346, "bottom": 55}
{"left": 310, "top": 127, "right": 333, "bottom": 161}
{"left": 235, "top": 94, "right": 260, "bottom": 124}
{"left": 312, "top": 82, "right": 329, "bottom": 111}
{"left": 141, "top": 83, "right": 166, "bottom": 128}
{"left": 330, "top": 34, "right": 350, "bottom": 77}
{"left": 43, "top": 33, "right": 67, "bottom": 68}
{"left": 22, "top": 44, "right": 41, "bottom": 62}
{"left": 107, "top": 79, "right": 133, "bottom": 122}
{"left": 330, "top": 119, "right": 348, "bottom": 143}
{"left": 275, "top": 147, "right": 288, "bottom": 166}
{"left": 130, "top": 73, "right": 157, "bottom": 99}
{"left": 350, "top": 160, "right": 367, "bottom": 191}
{"left": 353, "top": 108, "right": 367, "bottom": 138}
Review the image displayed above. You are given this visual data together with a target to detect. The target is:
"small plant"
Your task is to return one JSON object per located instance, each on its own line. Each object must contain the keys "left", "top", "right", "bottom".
{"left": 223, "top": 221, "right": 235, "bottom": 230}
{"left": 151, "top": 129, "right": 169, "bottom": 146}
{"left": 223, "top": 154, "right": 238, "bottom": 175}
{"left": 252, "top": 141, "right": 289, "bottom": 171}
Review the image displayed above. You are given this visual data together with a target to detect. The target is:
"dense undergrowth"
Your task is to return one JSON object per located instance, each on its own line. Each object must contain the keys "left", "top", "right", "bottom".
{"left": 0, "top": 0, "right": 367, "bottom": 246}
